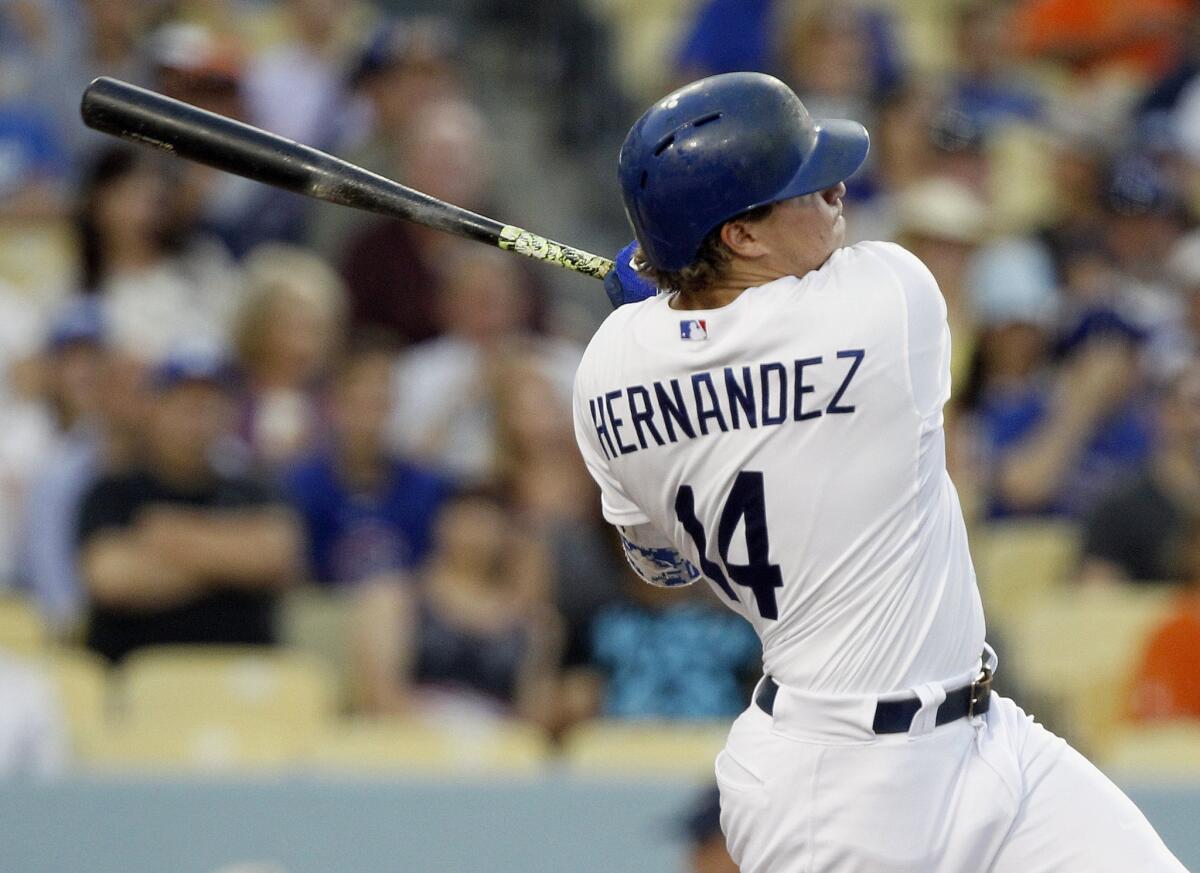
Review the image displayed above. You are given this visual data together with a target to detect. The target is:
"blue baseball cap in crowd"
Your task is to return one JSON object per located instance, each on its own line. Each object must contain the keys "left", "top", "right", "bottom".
{"left": 1105, "top": 155, "right": 1181, "bottom": 217}
{"left": 46, "top": 297, "right": 105, "bottom": 352}
{"left": 150, "top": 342, "right": 235, "bottom": 392}
{"left": 348, "top": 17, "right": 457, "bottom": 86}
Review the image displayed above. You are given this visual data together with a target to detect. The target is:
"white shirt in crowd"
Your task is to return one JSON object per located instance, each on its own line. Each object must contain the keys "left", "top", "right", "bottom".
{"left": 0, "top": 654, "right": 68, "bottom": 778}
{"left": 101, "top": 239, "right": 241, "bottom": 363}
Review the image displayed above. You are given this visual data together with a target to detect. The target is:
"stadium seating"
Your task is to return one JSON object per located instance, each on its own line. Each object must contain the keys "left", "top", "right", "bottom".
{"left": 1100, "top": 722, "right": 1200, "bottom": 780}
{"left": 87, "top": 646, "right": 337, "bottom": 770}
{"left": 88, "top": 715, "right": 314, "bottom": 771}
{"left": 117, "top": 645, "right": 337, "bottom": 724}
{"left": 0, "top": 594, "right": 48, "bottom": 654}
{"left": 562, "top": 720, "right": 728, "bottom": 777}
{"left": 278, "top": 587, "right": 356, "bottom": 709}
{"left": 1008, "top": 586, "right": 1173, "bottom": 754}
{"left": 43, "top": 649, "right": 110, "bottom": 759}
{"left": 312, "top": 716, "right": 550, "bottom": 775}
{"left": 972, "top": 520, "right": 1082, "bottom": 629}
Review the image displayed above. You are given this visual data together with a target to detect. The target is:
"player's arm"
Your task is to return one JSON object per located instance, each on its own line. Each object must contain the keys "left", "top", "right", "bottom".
{"left": 571, "top": 339, "right": 694, "bottom": 589}
{"left": 616, "top": 521, "right": 701, "bottom": 588}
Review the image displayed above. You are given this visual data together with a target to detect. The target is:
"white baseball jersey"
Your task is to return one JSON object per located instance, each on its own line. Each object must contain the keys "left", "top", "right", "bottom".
{"left": 572, "top": 241, "right": 985, "bottom": 695}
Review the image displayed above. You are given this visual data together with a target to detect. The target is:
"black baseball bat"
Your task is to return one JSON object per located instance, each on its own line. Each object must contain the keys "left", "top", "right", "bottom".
{"left": 79, "top": 77, "right": 614, "bottom": 280}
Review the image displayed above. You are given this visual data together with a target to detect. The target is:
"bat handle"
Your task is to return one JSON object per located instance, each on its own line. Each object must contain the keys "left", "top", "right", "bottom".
{"left": 498, "top": 226, "right": 614, "bottom": 280}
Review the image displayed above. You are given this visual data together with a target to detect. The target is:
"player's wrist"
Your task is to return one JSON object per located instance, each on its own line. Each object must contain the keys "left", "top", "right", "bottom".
{"left": 605, "top": 240, "right": 658, "bottom": 308}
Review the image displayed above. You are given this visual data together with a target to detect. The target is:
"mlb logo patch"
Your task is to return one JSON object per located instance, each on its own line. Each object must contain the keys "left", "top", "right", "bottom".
{"left": 680, "top": 319, "right": 708, "bottom": 341}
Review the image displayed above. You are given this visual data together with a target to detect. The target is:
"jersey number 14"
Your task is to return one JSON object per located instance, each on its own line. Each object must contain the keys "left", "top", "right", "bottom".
{"left": 674, "top": 471, "right": 783, "bottom": 620}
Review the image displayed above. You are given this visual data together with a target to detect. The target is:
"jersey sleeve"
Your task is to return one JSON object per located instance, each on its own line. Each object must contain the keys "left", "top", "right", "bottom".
{"left": 571, "top": 361, "right": 650, "bottom": 526}
{"left": 617, "top": 522, "right": 700, "bottom": 588}
{"left": 871, "top": 242, "right": 952, "bottom": 423}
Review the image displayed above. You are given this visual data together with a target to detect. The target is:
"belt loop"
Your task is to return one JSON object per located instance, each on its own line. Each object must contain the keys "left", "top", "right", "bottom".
{"left": 907, "top": 682, "right": 947, "bottom": 739}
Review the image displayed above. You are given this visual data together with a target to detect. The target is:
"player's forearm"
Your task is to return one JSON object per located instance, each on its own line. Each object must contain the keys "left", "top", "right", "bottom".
{"left": 159, "top": 511, "right": 303, "bottom": 588}
{"left": 351, "top": 578, "right": 416, "bottom": 713}
{"left": 994, "top": 408, "right": 1097, "bottom": 509}
{"left": 81, "top": 536, "right": 202, "bottom": 610}
{"left": 513, "top": 606, "right": 565, "bottom": 727}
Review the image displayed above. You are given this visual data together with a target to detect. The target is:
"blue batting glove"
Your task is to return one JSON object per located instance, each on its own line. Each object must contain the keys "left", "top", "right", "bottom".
{"left": 604, "top": 241, "right": 659, "bottom": 309}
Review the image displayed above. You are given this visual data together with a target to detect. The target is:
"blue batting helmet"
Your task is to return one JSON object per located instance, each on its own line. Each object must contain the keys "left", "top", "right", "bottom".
{"left": 618, "top": 72, "right": 869, "bottom": 272}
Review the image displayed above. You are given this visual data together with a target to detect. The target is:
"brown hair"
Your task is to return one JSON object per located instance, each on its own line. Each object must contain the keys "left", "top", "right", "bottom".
{"left": 632, "top": 202, "right": 776, "bottom": 296}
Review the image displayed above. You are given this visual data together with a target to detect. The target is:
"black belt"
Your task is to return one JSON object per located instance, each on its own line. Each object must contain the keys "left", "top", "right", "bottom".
{"left": 755, "top": 667, "right": 993, "bottom": 734}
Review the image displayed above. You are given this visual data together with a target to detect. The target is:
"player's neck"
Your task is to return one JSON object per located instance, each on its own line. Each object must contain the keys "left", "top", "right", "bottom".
{"left": 670, "top": 264, "right": 790, "bottom": 311}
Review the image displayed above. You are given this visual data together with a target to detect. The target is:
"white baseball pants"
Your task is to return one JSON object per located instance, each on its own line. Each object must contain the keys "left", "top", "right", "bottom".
{"left": 716, "top": 667, "right": 1189, "bottom": 872}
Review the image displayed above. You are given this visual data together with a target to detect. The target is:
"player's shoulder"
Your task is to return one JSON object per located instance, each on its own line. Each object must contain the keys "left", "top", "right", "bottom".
{"left": 575, "top": 295, "right": 662, "bottom": 386}
{"left": 835, "top": 240, "right": 931, "bottom": 279}
{"left": 843, "top": 240, "right": 939, "bottom": 292}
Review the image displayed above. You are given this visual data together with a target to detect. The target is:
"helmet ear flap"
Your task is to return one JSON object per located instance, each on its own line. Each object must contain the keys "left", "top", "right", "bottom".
{"left": 618, "top": 73, "right": 868, "bottom": 273}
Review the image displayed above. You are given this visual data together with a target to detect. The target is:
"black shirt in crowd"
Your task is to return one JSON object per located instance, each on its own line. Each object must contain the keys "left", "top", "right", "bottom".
{"left": 77, "top": 469, "right": 281, "bottom": 663}
{"left": 1082, "top": 472, "right": 1189, "bottom": 583}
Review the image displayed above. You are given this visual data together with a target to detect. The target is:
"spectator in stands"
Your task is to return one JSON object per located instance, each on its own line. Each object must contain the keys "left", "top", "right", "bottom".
{"left": 1036, "top": 130, "right": 1110, "bottom": 271}
{"left": 0, "top": 285, "right": 55, "bottom": 594}
{"left": 779, "top": 5, "right": 897, "bottom": 202}
{"left": 0, "top": 651, "right": 68, "bottom": 778}
{"left": 491, "top": 349, "right": 622, "bottom": 678}
{"left": 1082, "top": 363, "right": 1200, "bottom": 585}
{"left": 1148, "top": 230, "right": 1200, "bottom": 377}
{"left": 242, "top": 0, "right": 367, "bottom": 150}
{"left": 75, "top": 145, "right": 241, "bottom": 363}
{"left": 306, "top": 16, "right": 463, "bottom": 264}
{"left": 352, "top": 490, "right": 562, "bottom": 727}
{"left": 1126, "top": 520, "right": 1200, "bottom": 721}
{"left": 339, "top": 99, "right": 500, "bottom": 347}
{"left": 20, "top": 298, "right": 108, "bottom": 633}
{"left": 284, "top": 342, "right": 449, "bottom": 587}
{"left": 945, "top": 2, "right": 1043, "bottom": 131}
{"left": 77, "top": 344, "right": 301, "bottom": 663}
{"left": 4, "top": 0, "right": 152, "bottom": 164}
{"left": 235, "top": 245, "right": 347, "bottom": 470}
{"left": 967, "top": 236, "right": 1155, "bottom": 519}
{"left": 147, "top": 23, "right": 300, "bottom": 257}
{"left": 892, "top": 177, "right": 989, "bottom": 396}
{"left": 23, "top": 345, "right": 152, "bottom": 633}
{"left": 1011, "top": 0, "right": 1189, "bottom": 85}
{"left": 926, "top": 105, "right": 992, "bottom": 200}
{"left": 680, "top": 785, "right": 739, "bottom": 873}
{"left": 389, "top": 247, "right": 570, "bottom": 483}
{"left": 674, "top": 0, "right": 775, "bottom": 82}
{"left": 1102, "top": 156, "right": 1188, "bottom": 313}
{"left": 0, "top": 83, "right": 69, "bottom": 225}
{"left": 560, "top": 576, "right": 759, "bottom": 725}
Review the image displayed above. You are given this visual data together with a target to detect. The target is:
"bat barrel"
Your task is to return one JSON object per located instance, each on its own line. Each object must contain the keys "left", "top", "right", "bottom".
{"left": 80, "top": 77, "right": 613, "bottom": 279}
{"left": 83, "top": 76, "right": 321, "bottom": 195}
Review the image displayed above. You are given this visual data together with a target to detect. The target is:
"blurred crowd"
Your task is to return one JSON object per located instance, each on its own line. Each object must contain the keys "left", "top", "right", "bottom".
{"left": 3, "top": 0, "right": 1200, "bottom": 781}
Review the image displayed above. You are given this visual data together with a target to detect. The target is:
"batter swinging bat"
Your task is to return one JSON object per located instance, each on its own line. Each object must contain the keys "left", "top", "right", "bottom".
{"left": 79, "top": 77, "right": 614, "bottom": 281}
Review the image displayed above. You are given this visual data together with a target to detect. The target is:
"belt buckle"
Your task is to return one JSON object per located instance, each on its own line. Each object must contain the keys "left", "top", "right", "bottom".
{"left": 967, "top": 666, "right": 993, "bottom": 717}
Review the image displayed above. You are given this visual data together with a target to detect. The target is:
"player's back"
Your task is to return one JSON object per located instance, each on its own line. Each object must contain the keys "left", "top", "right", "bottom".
{"left": 573, "top": 241, "right": 985, "bottom": 694}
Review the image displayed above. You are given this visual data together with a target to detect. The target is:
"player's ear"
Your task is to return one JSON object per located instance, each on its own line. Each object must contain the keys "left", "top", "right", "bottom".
{"left": 720, "top": 217, "right": 769, "bottom": 259}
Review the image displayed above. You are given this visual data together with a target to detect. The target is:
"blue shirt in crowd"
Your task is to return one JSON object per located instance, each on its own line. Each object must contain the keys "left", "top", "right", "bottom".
{"left": 0, "top": 104, "right": 68, "bottom": 196}
{"left": 283, "top": 454, "right": 450, "bottom": 586}
{"left": 978, "top": 384, "right": 1154, "bottom": 520}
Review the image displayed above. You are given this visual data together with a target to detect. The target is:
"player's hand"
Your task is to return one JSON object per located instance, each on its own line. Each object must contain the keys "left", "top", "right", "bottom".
{"left": 604, "top": 241, "right": 659, "bottom": 309}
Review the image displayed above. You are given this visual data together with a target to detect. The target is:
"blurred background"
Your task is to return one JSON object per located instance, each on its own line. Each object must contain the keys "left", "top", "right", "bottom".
{"left": 2, "top": 0, "right": 1200, "bottom": 870}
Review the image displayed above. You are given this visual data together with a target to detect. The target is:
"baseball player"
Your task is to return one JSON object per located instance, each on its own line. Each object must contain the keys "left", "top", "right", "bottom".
{"left": 572, "top": 72, "right": 1188, "bottom": 872}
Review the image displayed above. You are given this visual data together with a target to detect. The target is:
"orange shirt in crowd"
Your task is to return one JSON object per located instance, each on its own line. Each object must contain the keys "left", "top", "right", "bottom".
{"left": 1128, "top": 592, "right": 1200, "bottom": 722}
{"left": 1012, "top": 0, "right": 1190, "bottom": 81}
